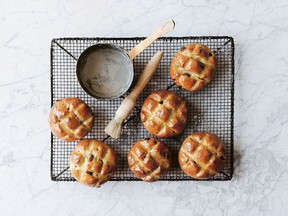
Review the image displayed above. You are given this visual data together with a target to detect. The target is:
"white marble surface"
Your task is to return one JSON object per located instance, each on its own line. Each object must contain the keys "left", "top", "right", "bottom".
{"left": 1, "top": 0, "right": 288, "bottom": 215}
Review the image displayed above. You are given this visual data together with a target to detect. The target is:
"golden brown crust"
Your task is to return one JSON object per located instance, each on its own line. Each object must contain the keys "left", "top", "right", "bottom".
{"left": 140, "top": 90, "right": 187, "bottom": 138}
{"left": 128, "top": 137, "right": 171, "bottom": 182}
{"left": 49, "top": 97, "right": 94, "bottom": 141}
{"left": 170, "top": 43, "right": 217, "bottom": 92}
{"left": 70, "top": 139, "right": 117, "bottom": 187}
{"left": 178, "top": 132, "right": 225, "bottom": 179}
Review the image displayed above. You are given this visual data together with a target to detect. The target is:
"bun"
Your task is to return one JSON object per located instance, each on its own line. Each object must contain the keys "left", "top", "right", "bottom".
{"left": 70, "top": 139, "right": 117, "bottom": 187}
{"left": 170, "top": 43, "right": 216, "bottom": 91}
{"left": 178, "top": 132, "right": 225, "bottom": 179}
{"left": 49, "top": 97, "right": 94, "bottom": 141}
{"left": 140, "top": 90, "right": 187, "bottom": 137}
{"left": 128, "top": 137, "right": 171, "bottom": 182}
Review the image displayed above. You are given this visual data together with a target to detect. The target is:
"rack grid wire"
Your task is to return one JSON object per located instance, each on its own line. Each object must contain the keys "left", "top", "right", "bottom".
{"left": 50, "top": 36, "right": 234, "bottom": 181}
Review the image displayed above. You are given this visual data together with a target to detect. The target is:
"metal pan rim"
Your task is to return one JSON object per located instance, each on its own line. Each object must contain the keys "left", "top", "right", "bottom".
{"left": 76, "top": 43, "right": 134, "bottom": 100}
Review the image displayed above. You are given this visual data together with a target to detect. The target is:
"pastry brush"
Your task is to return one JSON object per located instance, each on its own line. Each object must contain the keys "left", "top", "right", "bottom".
{"left": 105, "top": 51, "right": 163, "bottom": 139}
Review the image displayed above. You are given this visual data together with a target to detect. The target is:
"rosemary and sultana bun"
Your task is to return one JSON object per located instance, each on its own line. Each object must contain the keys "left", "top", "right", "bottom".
{"left": 49, "top": 97, "right": 94, "bottom": 141}
{"left": 178, "top": 132, "right": 225, "bottom": 179}
{"left": 70, "top": 139, "right": 117, "bottom": 187}
{"left": 170, "top": 43, "right": 217, "bottom": 92}
{"left": 128, "top": 137, "right": 171, "bottom": 182}
{"left": 140, "top": 90, "right": 187, "bottom": 138}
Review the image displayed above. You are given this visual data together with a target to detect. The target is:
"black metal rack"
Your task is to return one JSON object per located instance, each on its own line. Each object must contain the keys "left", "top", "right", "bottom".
{"left": 50, "top": 36, "right": 234, "bottom": 181}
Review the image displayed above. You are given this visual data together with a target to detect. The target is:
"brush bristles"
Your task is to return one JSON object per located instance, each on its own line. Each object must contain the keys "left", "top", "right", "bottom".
{"left": 104, "top": 116, "right": 124, "bottom": 139}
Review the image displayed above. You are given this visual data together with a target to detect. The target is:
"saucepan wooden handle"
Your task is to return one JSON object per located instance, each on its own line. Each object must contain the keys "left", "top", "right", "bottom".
{"left": 128, "top": 19, "right": 175, "bottom": 60}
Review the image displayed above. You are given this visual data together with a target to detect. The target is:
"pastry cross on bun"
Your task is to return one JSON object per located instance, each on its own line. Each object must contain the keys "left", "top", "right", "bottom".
{"left": 178, "top": 132, "right": 225, "bottom": 179}
{"left": 49, "top": 97, "right": 94, "bottom": 141}
{"left": 128, "top": 137, "right": 171, "bottom": 182}
{"left": 70, "top": 139, "right": 117, "bottom": 187}
{"left": 170, "top": 43, "right": 217, "bottom": 92}
{"left": 140, "top": 90, "right": 187, "bottom": 138}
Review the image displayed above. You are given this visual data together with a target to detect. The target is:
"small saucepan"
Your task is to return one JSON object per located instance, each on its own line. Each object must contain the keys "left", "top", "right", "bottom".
{"left": 76, "top": 19, "right": 175, "bottom": 100}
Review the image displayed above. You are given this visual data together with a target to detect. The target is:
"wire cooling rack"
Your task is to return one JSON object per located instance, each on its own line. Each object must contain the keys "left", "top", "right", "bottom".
{"left": 50, "top": 36, "right": 234, "bottom": 181}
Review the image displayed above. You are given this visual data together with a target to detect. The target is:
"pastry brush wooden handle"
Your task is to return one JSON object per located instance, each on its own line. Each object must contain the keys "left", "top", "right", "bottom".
{"left": 115, "top": 51, "right": 163, "bottom": 120}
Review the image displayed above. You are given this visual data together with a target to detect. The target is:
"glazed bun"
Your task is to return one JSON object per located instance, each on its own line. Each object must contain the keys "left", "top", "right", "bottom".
{"left": 49, "top": 97, "right": 94, "bottom": 141}
{"left": 70, "top": 139, "right": 117, "bottom": 187}
{"left": 178, "top": 132, "right": 225, "bottom": 179}
{"left": 128, "top": 137, "right": 171, "bottom": 182}
{"left": 140, "top": 90, "right": 187, "bottom": 138}
{"left": 170, "top": 43, "right": 216, "bottom": 91}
